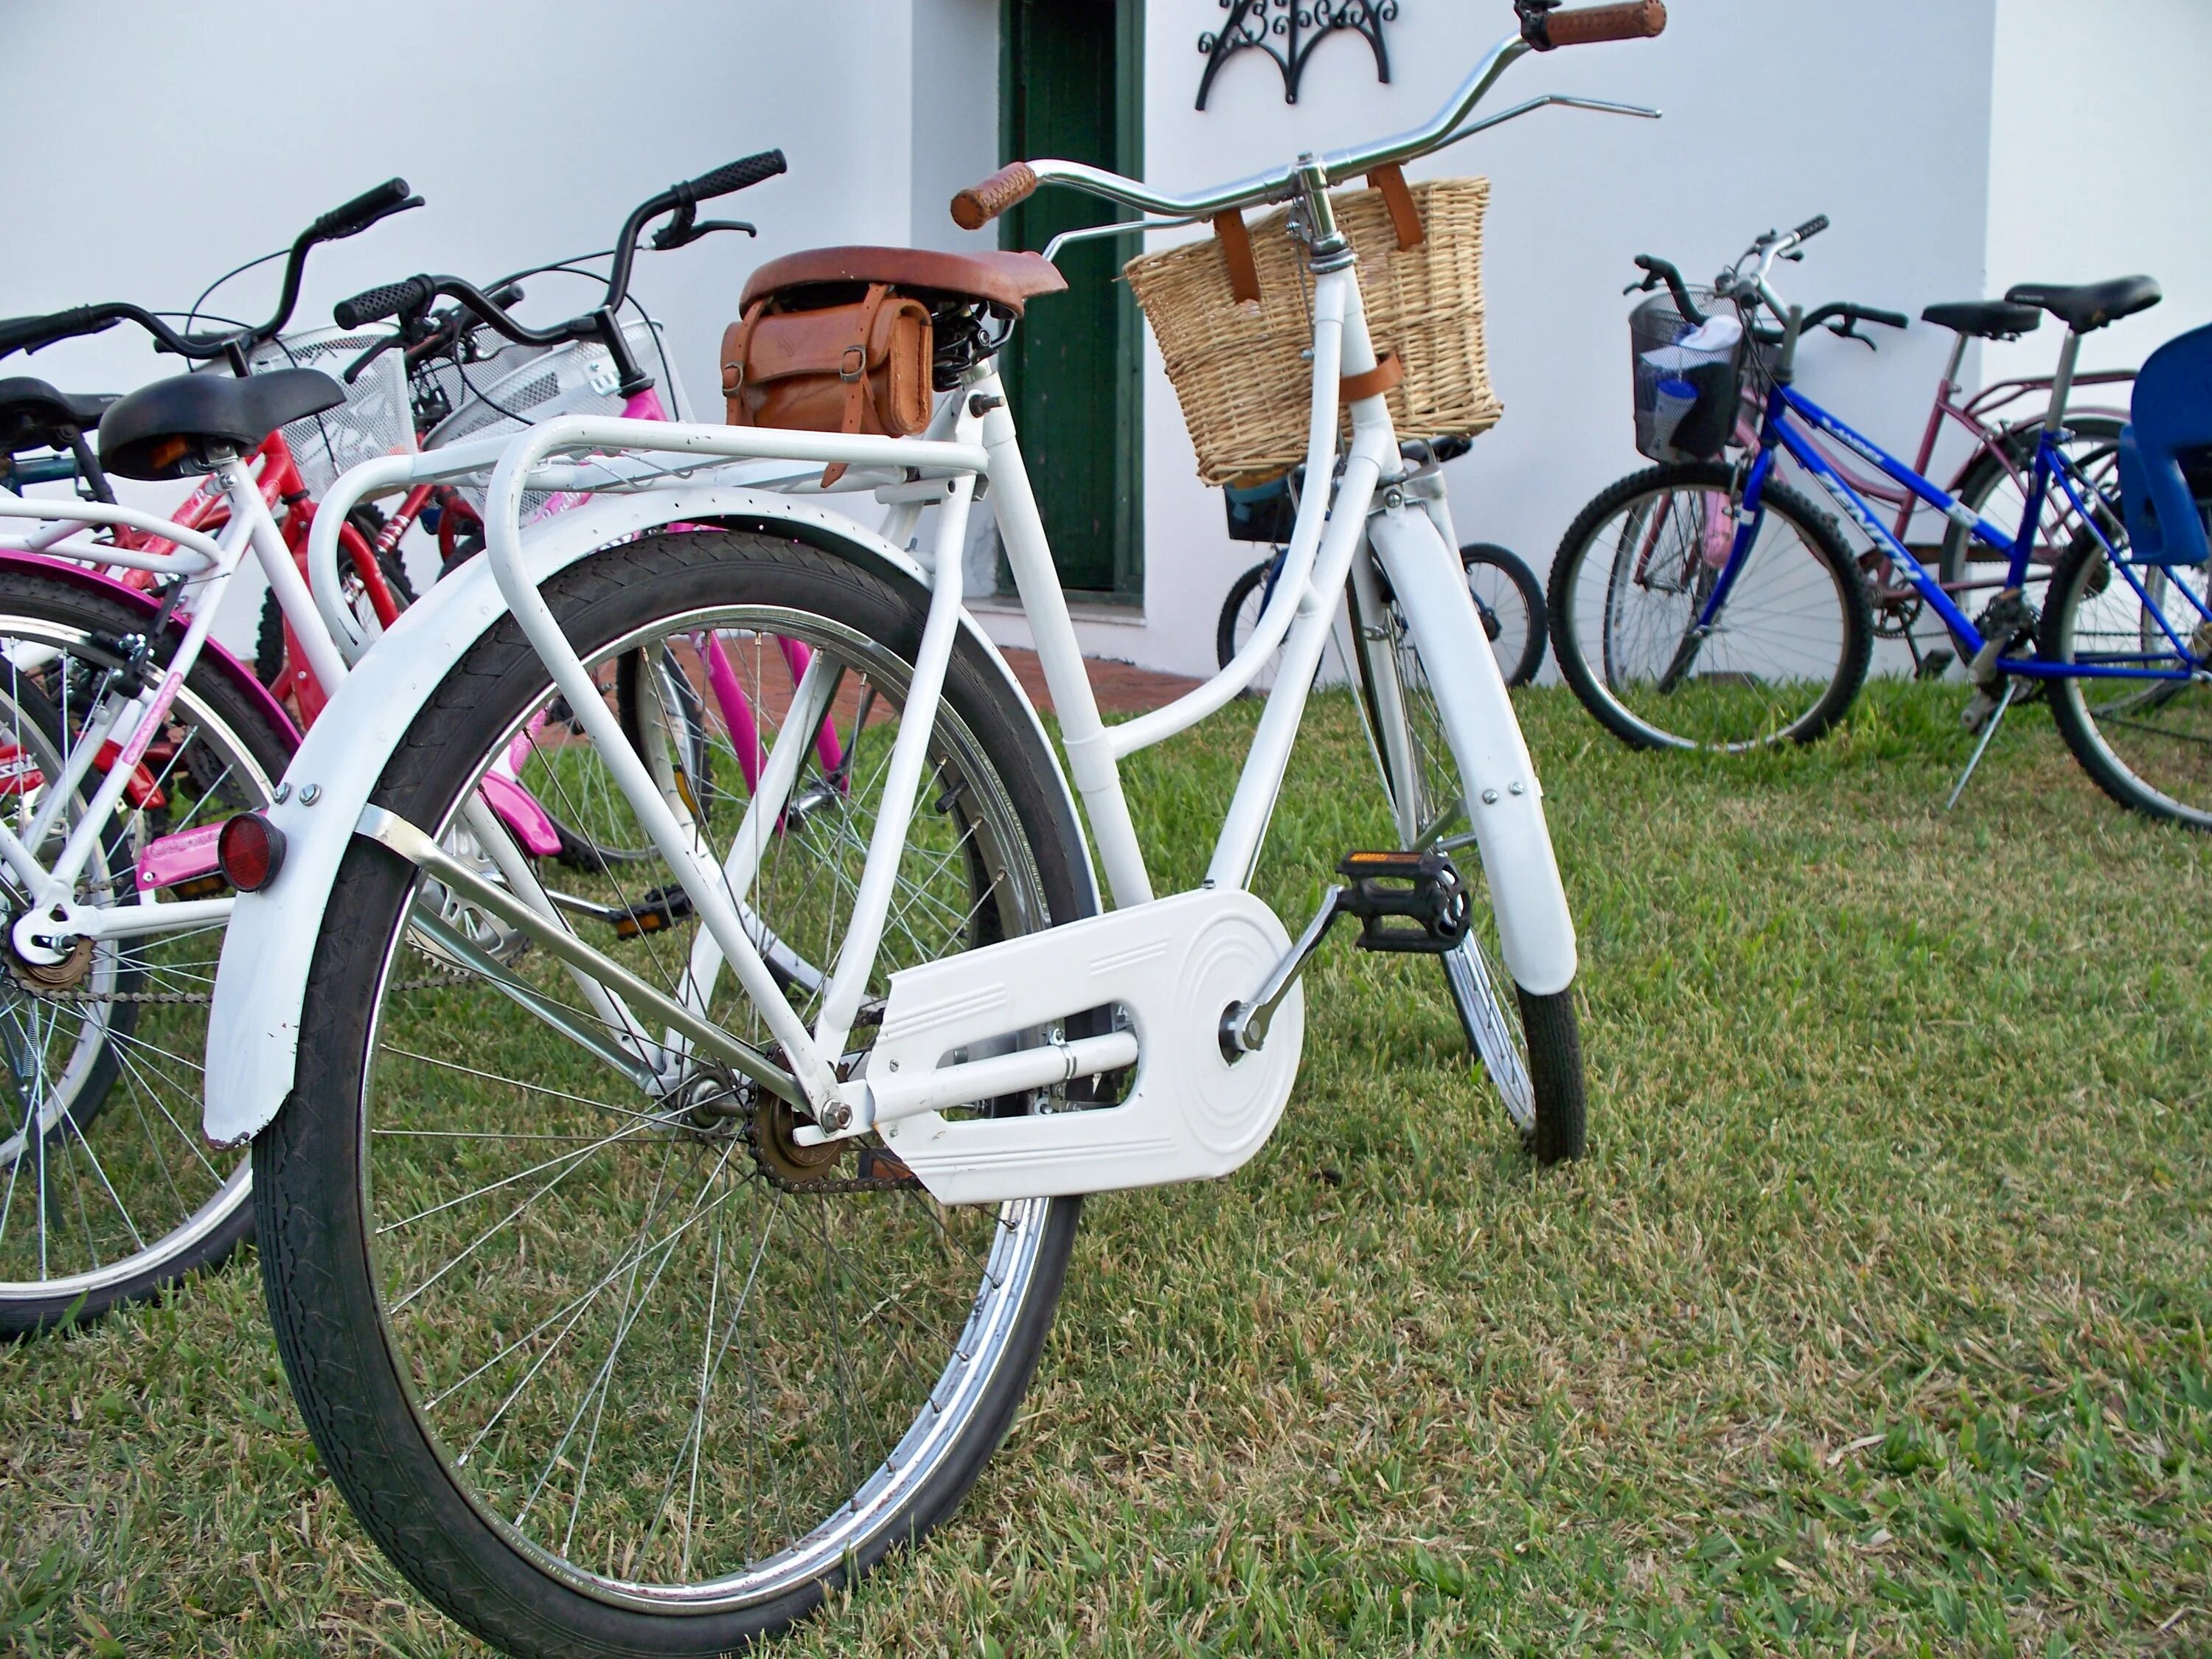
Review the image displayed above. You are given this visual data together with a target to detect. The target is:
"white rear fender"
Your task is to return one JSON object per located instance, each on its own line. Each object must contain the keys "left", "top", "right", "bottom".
{"left": 203, "top": 490, "right": 1085, "bottom": 1147}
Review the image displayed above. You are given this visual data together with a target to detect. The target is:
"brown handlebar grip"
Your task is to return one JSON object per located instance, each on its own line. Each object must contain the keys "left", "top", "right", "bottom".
{"left": 1541, "top": 0, "right": 1667, "bottom": 46}
{"left": 951, "top": 162, "right": 1040, "bottom": 231}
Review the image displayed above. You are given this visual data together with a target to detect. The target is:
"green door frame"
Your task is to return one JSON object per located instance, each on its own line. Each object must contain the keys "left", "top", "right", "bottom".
{"left": 996, "top": 0, "right": 1144, "bottom": 603}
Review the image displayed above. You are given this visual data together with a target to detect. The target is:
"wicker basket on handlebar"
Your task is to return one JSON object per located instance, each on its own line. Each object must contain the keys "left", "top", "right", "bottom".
{"left": 1124, "top": 176, "right": 1500, "bottom": 485}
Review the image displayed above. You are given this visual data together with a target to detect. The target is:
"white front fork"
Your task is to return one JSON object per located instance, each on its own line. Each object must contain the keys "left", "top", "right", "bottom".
{"left": 1366, "top": 501, "right": 1576, "bottom": 997}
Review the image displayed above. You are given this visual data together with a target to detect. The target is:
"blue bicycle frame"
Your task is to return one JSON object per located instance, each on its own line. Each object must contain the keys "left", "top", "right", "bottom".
{"left": 1698, "top": 378, "right": 2208, "bottom": 683}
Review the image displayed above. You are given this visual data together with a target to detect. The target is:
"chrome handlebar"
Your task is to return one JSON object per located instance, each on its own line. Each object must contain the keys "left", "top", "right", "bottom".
{"left": 1015, "top": 33, "right": 1658, "bottom": 232}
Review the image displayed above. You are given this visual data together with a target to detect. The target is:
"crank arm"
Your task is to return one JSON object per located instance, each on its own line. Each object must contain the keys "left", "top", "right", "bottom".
{"left": 358, "top": 806, "right": 803, "bottom": 1105}
{"left": 1222, "top": 883, "right": 1346, "bottom": 1058}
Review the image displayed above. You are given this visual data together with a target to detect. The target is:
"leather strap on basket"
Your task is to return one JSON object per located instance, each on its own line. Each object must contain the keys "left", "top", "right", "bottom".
{"left": 1340, "top": 349, "right": 1404, "bottom": 404}
{"left": 1366, "top": 164, "right": 1425, "bottom": 251}
{"left": 1212, "top": 210, "right": 1262, "bottom": 307}
{"left": 722, "top": 299, "right": 769, "bottom": 423}
{"left": 822, "top": 282, "right": 894, "bottom": 488}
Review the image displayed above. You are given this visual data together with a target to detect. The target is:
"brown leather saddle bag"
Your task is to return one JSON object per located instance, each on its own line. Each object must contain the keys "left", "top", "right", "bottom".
{"left": 720, "top": 281, "right": 933, "bottom": 483}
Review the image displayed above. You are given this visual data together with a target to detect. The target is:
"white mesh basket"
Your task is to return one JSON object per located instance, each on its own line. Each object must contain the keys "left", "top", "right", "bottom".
{"left": 212, "top": 325, "right": 417, "bottom": 497}
{"left": 422, "top": 316, "right": 688, "bottom": 512}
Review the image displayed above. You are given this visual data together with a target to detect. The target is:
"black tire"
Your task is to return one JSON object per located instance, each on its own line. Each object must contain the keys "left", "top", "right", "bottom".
{"left": 1218, "top": 546, "right": 1547, "bottom": 689}
{"left": 2041, "top": 526, "right": 2212, "bottom": 829}
{"left": 1517, "top": 986, "right": 1585, "bottom": 1166}
{"left": 256, "top": 529, "right": 1094, "bottom": 1654}
{"left": 0, "top": 568, "right": 292, "bottom": 1335}
{"left": 1461, "top": 541, "right": 1547, "bottom": 687}
{"left": 1216, "top": 557, "right": 1274, "bottom": 675}
{"left": 1349, "top": 555, "right": 1587, "bottom": 1162}
{"left": 1548, "top": 462, "right": 1873, "bottom": 751}
{"left": 254, "top": 512, "right": 416, "bottom": 691}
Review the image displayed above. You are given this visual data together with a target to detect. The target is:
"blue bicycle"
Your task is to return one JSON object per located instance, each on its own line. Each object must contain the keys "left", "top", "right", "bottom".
{"left": 1554, "top": 221, "right": 2212, "bottom": 824}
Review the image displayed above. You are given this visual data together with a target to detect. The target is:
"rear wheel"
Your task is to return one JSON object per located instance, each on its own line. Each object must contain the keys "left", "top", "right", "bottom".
{"left": 1938, "top": 417, "right": 2126, "bottom": 605}
{"left": 257, "top": 529, "right": 1093, "bottom": 1654}
{"left": 1460, "top": 542, "right": 1548, "bottom": 688}
{"left": 0, "top": 570, "right": 289, "bottom": 1335}
{"left": 2042, "top": 526, "right": 2212, "bottom": 827}
{"left": 1549, "top": 462, "right": 1872, "bottom": 751}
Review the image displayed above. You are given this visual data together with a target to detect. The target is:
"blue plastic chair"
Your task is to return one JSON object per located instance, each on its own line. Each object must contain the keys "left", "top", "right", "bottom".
{"left": 2117, "top": 319, "right": 2212, "bottom": 566}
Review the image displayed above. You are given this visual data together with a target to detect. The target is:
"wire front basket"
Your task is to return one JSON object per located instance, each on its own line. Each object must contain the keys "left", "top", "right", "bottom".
{"left": 228, "top": 326, "right": 417, "bottom": 497}
{"left": 422, "top": 317, "right": 687, "bottom": 512}
{"left": 1629, "top": 290, "right": 1754, "bottom": 464}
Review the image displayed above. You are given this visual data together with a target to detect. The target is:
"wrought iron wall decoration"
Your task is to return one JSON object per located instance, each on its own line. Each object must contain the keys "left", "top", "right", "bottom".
{"left": 1196, "top": 0, "right": 1398, "bottom": 110}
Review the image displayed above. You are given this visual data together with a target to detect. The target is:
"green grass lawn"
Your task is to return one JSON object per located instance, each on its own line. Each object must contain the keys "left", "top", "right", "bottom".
{"left": 5, "top": 681, "right": 2211, "bottom": 1656}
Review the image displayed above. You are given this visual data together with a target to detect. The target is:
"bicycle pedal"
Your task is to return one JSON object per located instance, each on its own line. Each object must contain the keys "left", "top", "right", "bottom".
{"left": 1916, "top": 648, "right": 1955, "bottom": 681}
{"left": 612, "top": 883, "right": 696, "bottom": 939}
{"left": 1335, "top": 849, "right": 1470, "bottom": 955}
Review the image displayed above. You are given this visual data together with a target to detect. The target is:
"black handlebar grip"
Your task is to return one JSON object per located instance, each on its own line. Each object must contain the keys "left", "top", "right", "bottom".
{"left": 0, "top": 305, "right": 116, "bottom": 358}
{"left": 1859, "top": 305, "right": 1910, "bottom": 330}
{"left": 1792, "top": 214, "right": 1831, "bottom": 243}
{"left": 676, "top": 150, "right": 787, "bottom": 205}
{"left": 310, "top": 178, "right": 419, "bottom": 243}
{"left": 334, "top": 276, "right": 435, "bottom": 330}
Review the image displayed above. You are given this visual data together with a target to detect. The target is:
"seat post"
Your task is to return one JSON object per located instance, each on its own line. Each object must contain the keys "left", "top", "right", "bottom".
{"left": 1938, "top": 333, "right": 1968, "bottom": 406}
{"left": 2044, "top": 329, "right": 2082, "bottom": 437}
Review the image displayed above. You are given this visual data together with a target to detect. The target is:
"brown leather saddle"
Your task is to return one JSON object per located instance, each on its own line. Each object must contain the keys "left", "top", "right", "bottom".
{"left": 737, "top": 247, "right": 1065, "bottom": 317}
{"left": 724, "top": 248, "right": 1066, "bottom": 481}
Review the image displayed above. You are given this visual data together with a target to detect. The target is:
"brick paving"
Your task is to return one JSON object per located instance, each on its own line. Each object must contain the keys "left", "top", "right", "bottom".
{"left": 995, "top": 647, "right": 1204, "bottom": 716}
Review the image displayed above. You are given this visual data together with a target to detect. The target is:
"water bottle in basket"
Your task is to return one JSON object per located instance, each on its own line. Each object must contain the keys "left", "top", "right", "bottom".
{"left": 1630, "top": 291, "right": 1746, "bottom": 463}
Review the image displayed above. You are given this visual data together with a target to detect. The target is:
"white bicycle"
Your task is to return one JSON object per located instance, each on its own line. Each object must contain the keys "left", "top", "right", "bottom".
{"left": 206, "top": 4, "right": 1663, "bottom": 1649}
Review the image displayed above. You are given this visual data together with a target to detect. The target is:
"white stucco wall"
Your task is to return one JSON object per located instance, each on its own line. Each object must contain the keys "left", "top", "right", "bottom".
{"left": 1071, "top": 0, "right": 2003, "bottom": 678}
{"left": 1984, "top": 0, "right": 2212, "bottom": 385}
{"left": 5, "top": 2, "right": 2198, "bottom": 681}
{"left": 0, "top": 0, "right": 931, "bottom": 647}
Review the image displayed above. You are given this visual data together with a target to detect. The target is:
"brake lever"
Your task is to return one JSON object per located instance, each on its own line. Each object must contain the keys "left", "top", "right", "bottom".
{"left": 342, "top": 330, "right": 403, "bottom": 385}
{"left": 1825, "top": 316, "right": 1877, "bottom": 350}
{"left": 651, "top": 213, "right": 757, "bottom": 252}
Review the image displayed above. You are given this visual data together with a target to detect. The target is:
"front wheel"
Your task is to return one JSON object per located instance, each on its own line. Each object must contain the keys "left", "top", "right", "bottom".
{"left": 1350, "top": 551, "right": 1587, "bottom": 1162}
{"left": 257, "top": 529, "right": 1095, "bottom": 1655}
{"left": 1549, "top": 462, "right": 1873, "bottom": 751}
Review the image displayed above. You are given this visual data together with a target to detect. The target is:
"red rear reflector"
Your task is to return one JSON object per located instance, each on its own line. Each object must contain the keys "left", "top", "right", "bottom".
{"left": 217, "top": 813, "right": 285, "bottom": 892}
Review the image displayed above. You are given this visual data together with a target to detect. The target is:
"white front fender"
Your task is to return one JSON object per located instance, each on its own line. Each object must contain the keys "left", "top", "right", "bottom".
{"left": 1367, "top": 504, "right": 1578, "bottom": 996}
{"left": 203, "top": 488, "right": 1085, "bottom": 1147}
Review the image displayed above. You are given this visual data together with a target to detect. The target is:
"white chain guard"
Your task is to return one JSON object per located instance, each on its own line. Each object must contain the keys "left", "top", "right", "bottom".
{"left": 868, "top": 888, "right": 1301, "bottom": 1204}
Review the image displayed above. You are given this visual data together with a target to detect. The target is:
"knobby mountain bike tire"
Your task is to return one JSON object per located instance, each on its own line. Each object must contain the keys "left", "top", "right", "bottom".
{"left": 1548, "top": 461, "right": 1872, "bottom": 752}
{"left": 0, "top": 567, "right": 291, "bottom": 1336}
{"left": 257, "top": 528, "right": 1095, "bottom": 1655}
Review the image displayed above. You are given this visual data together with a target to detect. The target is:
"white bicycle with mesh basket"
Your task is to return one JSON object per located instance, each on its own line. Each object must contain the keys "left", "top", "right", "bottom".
{"left": 204, "top": 4, "right": 1666, "bottom": 1651}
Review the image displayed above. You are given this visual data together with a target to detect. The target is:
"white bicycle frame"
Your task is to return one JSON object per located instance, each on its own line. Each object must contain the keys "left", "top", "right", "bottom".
{"left": 204, "top": 23, "right": 1620, "bottom": 1196}
{"left": 204, "top": 257, "right": 1576, "bottom": 1190}
{"left": 0, "top": 461, "right": 342, "bottom": 955}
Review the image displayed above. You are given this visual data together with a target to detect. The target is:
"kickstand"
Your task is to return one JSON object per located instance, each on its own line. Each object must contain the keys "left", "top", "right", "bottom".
{"left": 1945, "top": 680, "right": 2016, "bottom": 812}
